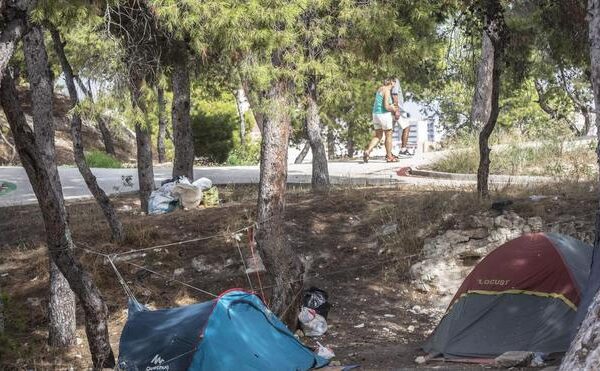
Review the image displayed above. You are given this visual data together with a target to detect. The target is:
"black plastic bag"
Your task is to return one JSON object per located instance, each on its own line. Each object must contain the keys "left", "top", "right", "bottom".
{"left": 302, "top": 287, "right": 331, "bottom": 319}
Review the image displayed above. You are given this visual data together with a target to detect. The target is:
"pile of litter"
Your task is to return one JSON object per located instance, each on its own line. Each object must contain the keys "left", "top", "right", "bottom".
{"left": 148, "top": 176, "right": 218, "bottom": 215}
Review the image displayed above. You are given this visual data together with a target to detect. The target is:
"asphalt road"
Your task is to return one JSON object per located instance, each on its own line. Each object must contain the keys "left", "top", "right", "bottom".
{"left": 0, "top": 153, "right": 439, "bottom": 207}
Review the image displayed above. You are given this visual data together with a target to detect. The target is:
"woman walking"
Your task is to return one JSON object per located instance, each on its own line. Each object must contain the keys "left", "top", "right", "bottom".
{"left": 363, "top": 78, "right": 398, "bottom": 163}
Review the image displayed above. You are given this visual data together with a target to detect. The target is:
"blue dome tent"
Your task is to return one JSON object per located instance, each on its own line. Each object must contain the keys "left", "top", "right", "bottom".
{"left": 118, "top": 290, "right": 328, "bottom": 370}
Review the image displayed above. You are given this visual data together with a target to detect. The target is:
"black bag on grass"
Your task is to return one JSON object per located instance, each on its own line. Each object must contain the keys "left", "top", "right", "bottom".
{"left": 302, "top": 287, "right": 331, "bottom": 319}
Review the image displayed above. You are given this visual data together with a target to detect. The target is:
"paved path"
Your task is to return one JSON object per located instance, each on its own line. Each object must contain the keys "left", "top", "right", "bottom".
{"left": 0, "top": 152, "right": 443, "bottom": 207}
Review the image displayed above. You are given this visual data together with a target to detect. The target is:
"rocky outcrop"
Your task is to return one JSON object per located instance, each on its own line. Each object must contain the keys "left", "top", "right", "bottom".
{"left": 410, "top": 210, "right": 592, "bottom": 308}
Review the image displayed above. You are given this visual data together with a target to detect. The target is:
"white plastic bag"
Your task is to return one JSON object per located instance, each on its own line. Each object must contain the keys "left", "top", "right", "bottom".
{"left": 316, "top": 342, "right": 335, "bottom": 360}
{"left": 172, "top": 183, "right": 202, "bottom": 210}
{"left": 192, "top": 177, "right": 213, "bottom": 191}
{"left": 298, "top": 307, "right": 327, "bottom": 337}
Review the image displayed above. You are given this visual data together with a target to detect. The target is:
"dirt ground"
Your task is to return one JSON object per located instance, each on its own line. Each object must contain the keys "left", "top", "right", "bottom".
{"left": 1, "top": 183, "right": 591, "bottom": 370}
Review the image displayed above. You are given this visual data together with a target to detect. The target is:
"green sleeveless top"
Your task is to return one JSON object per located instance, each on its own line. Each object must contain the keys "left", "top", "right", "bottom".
{"left": 372, "top": 90, "right": 392, "bottom": 114}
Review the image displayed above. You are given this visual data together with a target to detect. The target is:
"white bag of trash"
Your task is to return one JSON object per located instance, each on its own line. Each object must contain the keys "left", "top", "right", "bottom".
{"left": 192, "top": 177, "right": 213, "bottom": 191}
{"left": 298, "top": 307, "right": 327, "bottom": 337}
{"left": 172, "top": 182, "right": 202, "bottom": 210}
{"left": 148, "top": 182, "right": 178, "bottom": 215}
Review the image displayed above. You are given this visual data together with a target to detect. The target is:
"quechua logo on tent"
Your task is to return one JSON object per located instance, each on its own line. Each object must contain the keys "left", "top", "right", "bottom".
{"left": 146, "top": 354, "right": 169, "bottom": 371}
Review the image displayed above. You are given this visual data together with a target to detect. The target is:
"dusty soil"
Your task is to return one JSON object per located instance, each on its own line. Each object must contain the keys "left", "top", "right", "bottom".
{"left": 1, "top": 183, "right": 591, "bottom": 370}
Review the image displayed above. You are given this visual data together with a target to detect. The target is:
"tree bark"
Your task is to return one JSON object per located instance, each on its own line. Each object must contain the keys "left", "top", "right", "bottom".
{"left": 560, "top": 1, "right": 600, "bottom": 368}
{"left": 234, "top": 87, "right": 247, "bottom": 146}
{"left": 470, "top": 29, "right": 494, "bottom": 130}
{"left": 96, "top": 115, "right": 116, "bottom": 156}
{"left": 347, "top": 121, "right": 355, "bottom": 158}
{"left": 476, "top": 6, "right": 506, "bottom": 198}
{"left": 130, "top": 73, "right": 155, "bottom": 213}
{"left": 47, "top": 22, "right": 124, "bottom": 242}
{"left": 171, "top": 52, "right": 194, "bottom": 180}
{"left": 304, "top": 74, "right": 329, "bottom": 190}
{"left": 326, "top": 127, "right": 335, "bottom": 159}
{"left": 6, "top": 29, "right": 115, "bottom": 368}
{"left": 294, "top": 141, "right": 310, "bottom": 164}
{"left": 22, "top": 26, "right": 76, "bottom": 349}
{"left": 255, "top": 79, "right": 304, "bottom": 328}
{"left": 156, "top": 85, "right": 167, "bottom": 163}
{"left": 0, "top": 0, "right": 36, "bottom": 83}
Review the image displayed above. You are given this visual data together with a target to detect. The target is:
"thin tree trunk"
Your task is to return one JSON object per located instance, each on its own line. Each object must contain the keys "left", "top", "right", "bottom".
{"left": 326, "top": 127, "right": 335, "bottom": 159}
{"left": 8, "top": 29, "right": 115, "bottom": 367}
{"left": 476, "top": 9, "right": 505, "bottom": 198}
{"left": 74, "top": 75, "right": 116, "bottom": 155}
{"left": 0, "top": 17, "right": 27, "bottom": 84}
{"left": 96, "top": 116, "right": 116, "bottom": 156}
{"left": 347, "top": 121, "right": 355, "bottom": 158}
{"left": 470, "top": 29, "right": 494, "bottom": 130}
{"left": 22, "top": 26, "right": 76, "bottom": 349}
{"left": 560, "top": 1, "right": 600, "bottom": 368}
{"left": 304, "top": 74, "right": 329, "bottom": 190}
{"left": 156, "top": 86, "right": 167, "bottom": 163}
{"left": 294, "top": 141, "right": 310, "bottom": 164}
{"left": 47, "top": 22, "right": 124, "bottom": 242}
{"left": 0, "top": 0, "right": 37, "bottom": 83}
{"left": 130, "top": 73, "right": 155, "bottom": 213}
{"left": 171, "top": 52, "right": 194, "bottom": 180}
{"left": 256, "top": 79, "right": 304, "bottom": 328}
{"left": 234, "top": 87, "right": 247, "bottom": 146}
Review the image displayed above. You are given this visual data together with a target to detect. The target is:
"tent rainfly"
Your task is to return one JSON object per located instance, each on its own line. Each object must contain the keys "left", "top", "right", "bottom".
{"left": 424, "top": 233, "right": 593, "bottom": 359}
{"left": 118, "top": 290, "right": 328, "bottom": 370}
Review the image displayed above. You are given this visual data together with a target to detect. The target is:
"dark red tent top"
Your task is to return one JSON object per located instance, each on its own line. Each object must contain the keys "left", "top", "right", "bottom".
{"left": 449, "top": 233, "right": 581, "bottom": 310}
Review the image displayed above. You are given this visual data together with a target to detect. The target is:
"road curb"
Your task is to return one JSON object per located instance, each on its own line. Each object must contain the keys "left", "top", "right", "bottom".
{"left": 408, "top": 168, "right": 555, "bottom": 184}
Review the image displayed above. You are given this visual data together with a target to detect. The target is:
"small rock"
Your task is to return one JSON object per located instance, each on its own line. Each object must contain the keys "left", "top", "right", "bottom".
{"left": 384, "top": 314, "right": 395, "bottom": 318}
{"left": 379, "top": 223, "right": 398, "bottom": 236}
{"left": 76, "top": 337, "right": 83, "bottom": 345}
{"left": 495, "top": 351, "right": 534, "bottom": 367}
{"left": 407, "top": 325, "right": 415, "bottom": 333}
{"left": 26, "top": 297, "right": 41, "bottom": 306}
{"left": 415, "top": 356, "right": 427, "bottom": 364}
{"left": 173, "top": 268, "right": 185, "bottom": 276}
{"left": 354, "top": 323, "right": 365, "bottom": 328}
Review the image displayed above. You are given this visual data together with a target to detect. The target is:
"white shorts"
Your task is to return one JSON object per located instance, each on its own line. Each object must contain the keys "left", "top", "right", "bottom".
{"left": 372, "top": 112, "right": 393, "bottom": 130}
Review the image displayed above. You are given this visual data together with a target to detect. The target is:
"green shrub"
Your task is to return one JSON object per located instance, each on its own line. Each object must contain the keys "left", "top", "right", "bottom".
{"left": 85, "top": 150, "right": 122, "bottom": 168}
{"left": 226, "top": 142, "right": 261, "bottom": 166}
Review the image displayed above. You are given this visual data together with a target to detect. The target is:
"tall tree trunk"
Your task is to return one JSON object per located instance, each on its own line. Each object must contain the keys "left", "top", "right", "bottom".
{"left": 156, "top": 85, "right": 167, "bottom": 163}
{"left": 304, "top": 74, "right": 329, "bottom": 190}
{"left": 256, "top": 79, "right": 304, "bottom": 328}
{"left": 130, "top": 73, "right": 155, "bottom": 213}
{"left": 347, "top": 121, "right": 355, "bottom": 158}
{"left": 560, "top": 1, "right": 600, "bottom": 368}
{"left": 326, "top": 127, "right": 335, "bottom": 160}
{"left": 234, "top": 87, "right": 247, "bottom": 146}
{"left": 7, "top": 29, "right": 115, "bottom": 367}
{"left": 47, "top": 22, "right": 124, "bottom": 242}
{"left": 22, "top": 26, "right": 76, "bottom": 349}
{"left": 470, "top": 29, "right": 494, "bottom": 130}
{"left": 476, "top": 7, "right": 506, "bottom": 198}
{"left": 294, "top": 141, "right": 310, "bottom": 164}
{"left": 171, "top": 52, "right": 194, "bottom": 180}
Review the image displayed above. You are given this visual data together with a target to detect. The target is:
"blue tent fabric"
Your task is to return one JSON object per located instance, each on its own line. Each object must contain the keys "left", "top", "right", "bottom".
{"left": 118, "top": 290, "right": 328, "bottom": 371}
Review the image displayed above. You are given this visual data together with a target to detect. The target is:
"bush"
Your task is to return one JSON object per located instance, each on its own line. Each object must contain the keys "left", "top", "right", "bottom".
{"left": 226, "top": 142, "right": 261, "bottom": 166}
{"left": 85, "top": 150, "right": 122, "bottom": 168}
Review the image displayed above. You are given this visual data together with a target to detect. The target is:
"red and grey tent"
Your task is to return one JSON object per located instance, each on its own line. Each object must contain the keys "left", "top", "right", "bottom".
{"left": 424, "top": 233, "right": 592, "bottom": 358}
